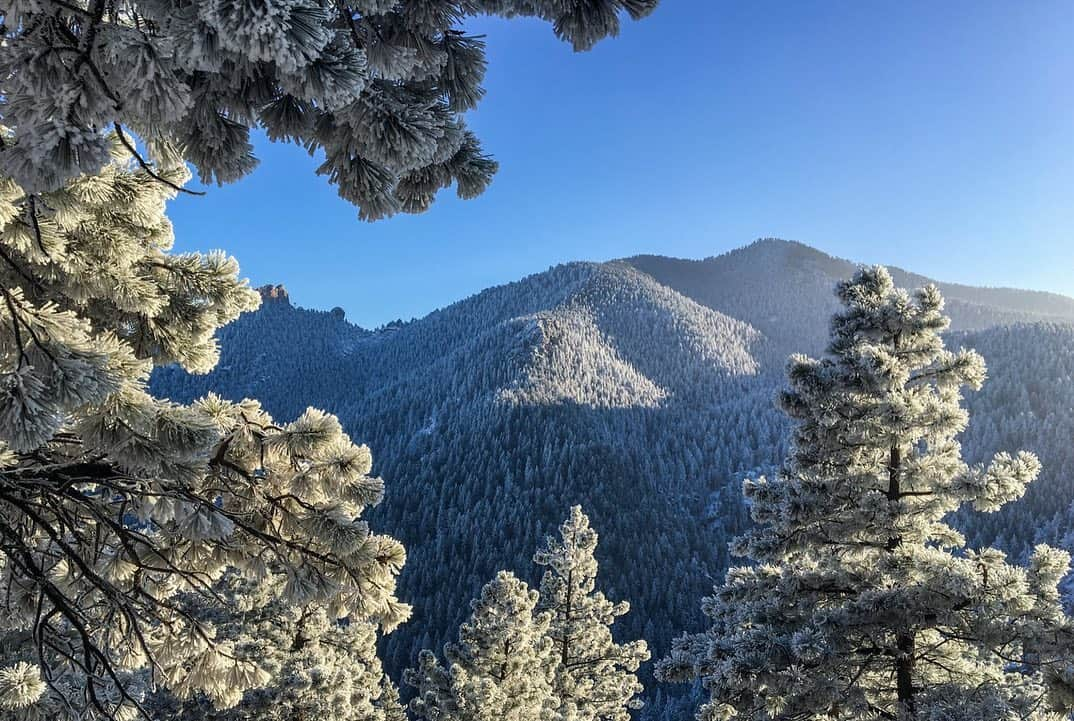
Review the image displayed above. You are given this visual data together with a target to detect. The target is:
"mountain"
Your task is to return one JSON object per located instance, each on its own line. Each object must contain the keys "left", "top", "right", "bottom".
{"left": 628, "top": 238, "right": 1074, "bottom": 360}
{"left": 150, "top": 239, "right": 1074, "bottom": 719}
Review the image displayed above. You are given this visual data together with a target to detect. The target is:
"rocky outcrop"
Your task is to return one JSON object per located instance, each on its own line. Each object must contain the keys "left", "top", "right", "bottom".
{"left": 257, "top": 284, "right": 291, "bottom": 305}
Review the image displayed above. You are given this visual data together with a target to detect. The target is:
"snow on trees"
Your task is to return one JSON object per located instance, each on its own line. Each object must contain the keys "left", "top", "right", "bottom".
{"left": 0, "top": 0, "right": 657, "bottom": 218}
{"left": 144, "top": 573, "right": 407, "bottom": 721}
{"left": 657, "top": 267, "right": 1074, "bottom": 721}
{"left": 534, "top": 506, "right": 649, "bottom": 721}
{"left": 0, "top": 140, "right": 409, "bottom": 717}
{"left": 0, "top": 1, "right": 659, "bottom": 717}
{"left": 407, "top": 508, "right": 649, "bottom": 721}
{"left": 406, "top": 570, "right": 558, "bottom": 721}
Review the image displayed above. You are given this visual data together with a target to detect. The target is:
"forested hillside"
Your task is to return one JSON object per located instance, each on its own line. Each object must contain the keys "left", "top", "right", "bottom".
{"left": 151, "top": 239, "right": 1074, "bottom": 717}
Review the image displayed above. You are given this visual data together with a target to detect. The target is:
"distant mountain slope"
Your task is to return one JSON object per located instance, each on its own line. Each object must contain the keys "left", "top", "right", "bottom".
{"left": 627, "top": 238, "right": 1074, "bottom": 360}
{"left": 497, "top": 263, "right": 761, "bottom": 407}
{"left": 152, "top": 262, "right": 780, "bottom": 681}
{"left": 955, "top": 323, "right": 1074, "bottom": 559}
{"left": 151, "top": 286, "right": 367, "bottom": 415}
{"left": 150, "top": 240, "right": 1074, "bottom": 720}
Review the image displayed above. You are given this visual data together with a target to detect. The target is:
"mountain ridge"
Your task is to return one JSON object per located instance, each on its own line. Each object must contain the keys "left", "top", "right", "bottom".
{"left": 260, "top": 238, "right": 1074, "bottom": 337}
{"left": 634, "top": 238, "right": 1074, "bottom": 314}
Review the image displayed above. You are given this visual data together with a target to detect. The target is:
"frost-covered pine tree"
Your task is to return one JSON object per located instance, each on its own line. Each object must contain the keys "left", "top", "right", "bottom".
{"left": 657, "top": 267, "right": 1074, "bottom": 721}
{"left": 144, "top": 573, "right": 405, "bottom": 721}
{"left": 534, "top": 506, "right": 649, "bottom": 721}
{"left": 0, "top": 0, "right": 657, "bottom": 219}
{"left": 0, "top": 144, "right": 408, "bottom": 719}
{"left": 407, "top": 570, "right": 558, "bottom": 721}
{"left": 378, "top": 676, "right": 410, "bottom": 721}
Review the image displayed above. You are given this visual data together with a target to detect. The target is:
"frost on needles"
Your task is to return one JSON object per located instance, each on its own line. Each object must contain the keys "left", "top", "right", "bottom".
{"left": 408, "top": 570, "right": 558, "bottom": 721}
{"left": 406, "top": 506, "right": 649, "bottom": 721}
{"left": 657, "top": 267, "right": 1074, "bottom": 721}
{"left": 0, "top": 0, "right": 657, "bottom": 219}
{"left": 0, "top": 144, "right": 409, "bottom": 719}
{"left": 535, "top": 506, "right": 649, "bottom": 721}
{"left": 143, "top": 572, "right": 408, "bottom": 721}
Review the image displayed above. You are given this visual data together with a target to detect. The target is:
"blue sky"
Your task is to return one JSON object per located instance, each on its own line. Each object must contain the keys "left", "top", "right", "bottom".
{"left": 168, "top": 0, "right": 1074, "bottom": 328}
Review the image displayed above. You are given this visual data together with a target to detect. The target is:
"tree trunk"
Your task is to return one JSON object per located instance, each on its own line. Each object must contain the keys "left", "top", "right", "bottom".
{"left": 896, "top": 630, "right": 916, "bottom": 717}
{"left": 562, "top": 567, "right": 573, "bottom": 666}
{"left": 888, "top": 426, "right": 916, "bottom": 717}
{"left": 886, "top": 444, "right": 902, "bottom": 551}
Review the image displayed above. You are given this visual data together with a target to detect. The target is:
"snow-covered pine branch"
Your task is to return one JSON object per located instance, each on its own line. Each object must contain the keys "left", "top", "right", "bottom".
{"left": 143, "top": 572, "right": 407, "bottom": 721}
{"left": 0, "top": 144, "right": 408, "bottom": 719}
{"left": 0, "top": 0, "right": 658, "bottom": 219}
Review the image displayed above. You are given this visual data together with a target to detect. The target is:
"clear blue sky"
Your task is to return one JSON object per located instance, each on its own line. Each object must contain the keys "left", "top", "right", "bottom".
{"left": 168, "top": 0, "right": 1074, "bottom": 328}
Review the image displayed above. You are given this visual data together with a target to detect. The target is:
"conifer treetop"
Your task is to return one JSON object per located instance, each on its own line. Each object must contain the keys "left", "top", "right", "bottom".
{"left": 740, "top": 265, "right": 1036, "bottom": 562}
{"left": 406, "top": 570, "right": 558, "bottom": 721}
{"left": 534, "top": 505, "right": 649, "bottom": 721}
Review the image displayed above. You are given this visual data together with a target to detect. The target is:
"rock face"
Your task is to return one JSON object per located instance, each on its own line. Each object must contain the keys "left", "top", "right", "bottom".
{"left": 257, "top": 284, "right": 291, "bottom": 305}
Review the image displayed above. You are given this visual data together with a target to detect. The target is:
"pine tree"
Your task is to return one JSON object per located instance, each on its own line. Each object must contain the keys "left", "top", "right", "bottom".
{"left": 0, "top": 0, "right": 657, "bottom": 218}
{"left": 657, "top": 267, "right": 1074, "bottom": 720}
{"left": 144, "top": 573, "right": 403, "bottom": 721}
{"left": 0, "top": 147, "right": 408, "bottom": 718}
{"left": 378, "top": 676, "right": 409, "bottom": 721}
{"left": 534, "top": 506, "right": 649, "bottom": 721}
{"left": 407, "top": 570, "right": 557, "bottom": 721}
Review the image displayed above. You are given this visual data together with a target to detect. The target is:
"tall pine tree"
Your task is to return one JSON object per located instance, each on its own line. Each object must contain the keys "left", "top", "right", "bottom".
{"left": 534, "top": 506, "right": 649, "bottom": 721}
{"left": 657, "top": 267, "right": 1074, "bottom": 720}
{"left": 407, "top": 570, "right": 557, "bottom": 721}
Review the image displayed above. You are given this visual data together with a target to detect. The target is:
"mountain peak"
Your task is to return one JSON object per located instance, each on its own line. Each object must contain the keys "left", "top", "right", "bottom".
{"left": 741, "top": 236, "right": 808, "bottom": 252}
{"left": 723, "top": 237, "right": 849, "bottom": 271}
